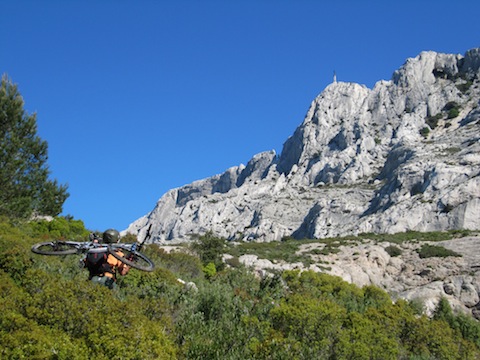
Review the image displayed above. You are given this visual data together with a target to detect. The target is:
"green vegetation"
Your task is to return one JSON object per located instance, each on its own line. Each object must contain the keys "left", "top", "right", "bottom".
{"left": 385, "top": 245, "right": 402, "bottom": 257}
{"left": 448, "top": 107, "right": 460, "bottom": 119}
{"left": 417, "top": 244, "right": 461, "bottom": 258}
{"left": 226, "top": 230, "right": 459, "bottom": 265}
{"left": 445, "top": 147, "right": 462, "bottom": 154}
{"left": 426, "top": 113, "right": 443, "bottom": 129}
{"left": 456, "top": 80, "right": 473, "bottom": 93}
{"left": 190, "top": 231, "right": 227, "bottom": 275}
{"left": 0, "top": 75, "right": 69, "bottom": 219}
{"left": 444, "top": 101, "right": 461, "bottom": 119}
{"left": 1, "top": 221, "right": 479, "bottom": 358}
{"left": 423, "top": 99, "right": 465, "bottom": 130}
{"left": 359, "top": 230, "right": 457, "bottom": 243}
{"left": 420, "top": 126, "right": 430, "bottom": 138}
{"left": 27, "top": 216, "right": 90, "bottom": 240}
{"left": 228, "top": 238, "right": 311, "bottom": 265}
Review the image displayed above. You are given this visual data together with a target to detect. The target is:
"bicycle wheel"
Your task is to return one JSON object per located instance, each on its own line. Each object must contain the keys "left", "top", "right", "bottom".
{"left": 108, "top": 245, "right": 155, "bottom": 272}
{"left": 31, "top": 241, "right": 79, "bottom": 255}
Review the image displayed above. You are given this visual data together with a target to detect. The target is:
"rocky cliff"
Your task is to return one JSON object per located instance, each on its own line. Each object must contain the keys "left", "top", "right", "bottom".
{"left": 126, "top": 48, "right": 480, "bottom": 244}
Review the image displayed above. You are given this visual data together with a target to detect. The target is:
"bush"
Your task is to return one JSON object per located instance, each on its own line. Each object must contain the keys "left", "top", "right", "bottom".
{"left": 443, "top": 101, "right": 458, "bottom": 111}
{"left": 434, "top": 298, "right": 480, "bottom": 348}
{"left": 447, "top": 107, "right": 460, "bottom": 119}
{"left": 202, "top": 262, "right": 217, "bottom": 278}
{"left": 420, "top": 127, "right": 430, "bottom": 138}
{"left": 27, "top": 216, "right": 90, "bottom": 240}
{"left": 443, "top": 101, "right": 461, "bottom": 119}
{"left": 143, "top": 245, "right": 204, "bottom": 280}
{"left": 456, "top": 81, "right": 473, "bottom": 93}
{"left": 228, "top": 239, "right": 309, "bottom": 265}
{"left": 385, "top": 245, "right": 402, "bottom": 257}
{"left": 426, "top": 113, "right": 443, "bottom": 129}
{"left": 417, "top": 244, "right": 461, "bottom": 258}
{"left": 190, "top": 232, "right": 226, "bottom": 271}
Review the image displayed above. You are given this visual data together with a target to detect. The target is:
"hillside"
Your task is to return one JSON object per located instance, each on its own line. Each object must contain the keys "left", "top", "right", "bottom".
{"left": 2, "top": 219, "right": 480, "bottom": 359}
{"left": 216, "top": 230, "right": 480, "bottom": 319}
{"left": 127, "top": 48, "right": 480, "bottom": 243}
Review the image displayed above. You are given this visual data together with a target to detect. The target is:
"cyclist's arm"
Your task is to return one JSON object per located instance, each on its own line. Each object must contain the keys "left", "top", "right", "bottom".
{"left": 107, "top": 251, "right": 130, "bottom": 276}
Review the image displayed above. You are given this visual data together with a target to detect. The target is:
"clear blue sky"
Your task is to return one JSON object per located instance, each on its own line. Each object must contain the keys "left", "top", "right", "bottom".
{"left": 1, "top": 0, "right": 479, "bottom": 232}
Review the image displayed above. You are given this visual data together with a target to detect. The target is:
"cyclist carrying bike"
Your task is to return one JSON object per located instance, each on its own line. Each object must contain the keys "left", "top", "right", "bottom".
{"left": 82, "top": 229, "right": 130, "bottom": 289}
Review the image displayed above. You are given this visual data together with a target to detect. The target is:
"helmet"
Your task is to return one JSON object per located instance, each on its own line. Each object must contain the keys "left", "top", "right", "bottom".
{"left": 103, "top": 229, "right": 120, "bottom": 244}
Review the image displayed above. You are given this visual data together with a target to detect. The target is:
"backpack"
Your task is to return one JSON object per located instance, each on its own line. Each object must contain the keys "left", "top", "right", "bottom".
{"left": 85, "top": 247, "right": 114, "bottom": 278}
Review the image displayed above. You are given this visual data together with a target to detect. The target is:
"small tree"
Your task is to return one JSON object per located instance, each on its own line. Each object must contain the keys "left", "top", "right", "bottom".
{"left": 0, "top": 75, "right": 68, "bottom": 218}
{"left": 190, "top": 231, "right": 226, "bottom": 271}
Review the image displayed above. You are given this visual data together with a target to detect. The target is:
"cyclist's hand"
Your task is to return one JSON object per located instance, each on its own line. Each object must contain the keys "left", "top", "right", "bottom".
{"left": 119, "top": 264, "right": 130, "bottom": 276}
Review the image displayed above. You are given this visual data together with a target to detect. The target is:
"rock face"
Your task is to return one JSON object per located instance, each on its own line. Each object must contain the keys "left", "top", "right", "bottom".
{"left": 126, "top": 48, "right": 480, "bottom": 244}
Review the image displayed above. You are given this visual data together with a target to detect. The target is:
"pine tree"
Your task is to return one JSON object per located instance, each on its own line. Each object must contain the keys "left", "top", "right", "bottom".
{"left": 0, "top": 75, "right": 68, "bottom": 218}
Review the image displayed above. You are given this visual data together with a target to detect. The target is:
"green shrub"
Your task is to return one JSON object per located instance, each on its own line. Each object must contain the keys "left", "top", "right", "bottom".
{"left": 144, "top": 245, "right": 204, "bottom": 280}
{"left": 0, "top": 244, "right": 34, "bottom": 283}
{"left": 443, "top": 101, "right": 461, "bottom": 119}
{"left": 382, "top": 230, "right": 453, "bottom": 243}
{"left": 228, "top": 239, "right": 310, "bottom": 265}
{"left": 417, "top": 244, "right": 461, "bottom": 258}
{"left": 447, "top": 107, "right": 460, "bottom": 119}
{"left": 456, "top": 81, "right": 473, "bottom": 93}
{"left": 190, "top": 231, "right": 226, "bottom": 271}
{"left": 119, "top": 265, "right": 183, "bottom": 301}
{"left": 443, "top": 101, "right": 458, "bottom": 111}
{"left": 270, "top": 294, "right": 349, "bottom": 358}
{"left": 201, "top": 262, "right": 216, "bottom": 279}
{"left": 385, "top": 245, "right": 402, "bottom": 257}
{"left": 121, "top": 232, "right": 138, "bottom": 243}
{"left": 426, "top": 113, "right": 443, "bottom": 129}
{"left": 27, "top": 216, "right": 89, "bottom": 240}
{"left": 420, "top": 126, "right": 430, "bottom": 138}
{"left": 434, "top": 298, "right": 480, "bottom": 348}
{"left": 363, "top": 285, "right": 392, "bottom": 309}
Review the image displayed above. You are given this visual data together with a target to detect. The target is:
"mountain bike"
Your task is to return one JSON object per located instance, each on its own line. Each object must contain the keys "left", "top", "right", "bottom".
{"left": 31, "top": 230, "right": 155, "bottom": 272}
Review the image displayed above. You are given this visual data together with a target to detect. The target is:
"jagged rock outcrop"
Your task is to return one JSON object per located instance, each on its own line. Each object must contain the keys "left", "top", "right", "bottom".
{"left": 126, "top": 48, "right": 480, "bottom": 244}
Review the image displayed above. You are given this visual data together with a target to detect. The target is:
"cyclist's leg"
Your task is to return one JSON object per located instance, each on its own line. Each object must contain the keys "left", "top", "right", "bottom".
{"left": 90, "top": 275, "right": 117, "bottom": 290}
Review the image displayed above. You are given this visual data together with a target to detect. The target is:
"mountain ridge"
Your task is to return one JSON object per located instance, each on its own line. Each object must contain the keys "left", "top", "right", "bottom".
{"left": 126, "top": 48, "right": 480, "bottom": 243}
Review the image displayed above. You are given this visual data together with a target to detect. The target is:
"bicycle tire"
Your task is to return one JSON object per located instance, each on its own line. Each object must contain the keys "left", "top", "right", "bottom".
{"left": 31, "top": 241, "right": 79, "bottom": 255}
{"left": 108, "top": 245, "right": 155, "bottom": 272}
